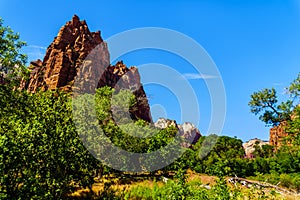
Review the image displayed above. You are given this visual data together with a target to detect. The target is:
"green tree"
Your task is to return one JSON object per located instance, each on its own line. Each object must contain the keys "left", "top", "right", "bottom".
{"left": 74, "top": 86, "right": 184, "bottom": 173}
{"left": 249, "top": 73, "right": 300, "bottom": 175}
{"left": 190, "top": 135, "right": 246, "bottom": 177}
{"left": 249, "top": 73, "right": 300, "bottom": 127}
{"left": 0, "top": 17, "right": 27, "bottom": 87}
{"left": 288, "top": 73, "right": 300, "bottom": 101}
{"left": 286, "top": 105, "right": 300, "bottom": 145}
{"left": 261, "top": 144, "right": 275, "bottom": 157}
{"left": 0, "top": 88, "right": 99, "bottom": 199}
{"left": 249, "top": 88, "right": 293, "bottom": 126}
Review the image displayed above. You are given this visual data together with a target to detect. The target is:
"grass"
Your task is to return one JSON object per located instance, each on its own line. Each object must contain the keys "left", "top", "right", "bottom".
{"left": 69, "top": 170, "right": 300, "bottom": 199}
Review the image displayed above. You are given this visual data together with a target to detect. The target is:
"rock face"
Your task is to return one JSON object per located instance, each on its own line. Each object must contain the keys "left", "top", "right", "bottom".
{"left": 154, "top": 118, "right": 201, "bottom": 146}
{"left": 178, "top": 122, "right": 202, "bottom": 145}
{"left": 22, "top": 15, "right": 152, "bottom": 122}
{"left": 269, "top": 121, "right": 288, "bottom": 147}
{"left": 269, "top": 107, "right": 299, "bottom": 148}
{"left": 98, "top": 61, "right": 152, "bottom": 122}
{"left": 243, "top": 138, "right": 269, "bottom": 158}
{"left": 154, "top": 118, "right": 178, "bottom": 129}
{"left": 23, "top": 15, "right": 109, "bottom": 92}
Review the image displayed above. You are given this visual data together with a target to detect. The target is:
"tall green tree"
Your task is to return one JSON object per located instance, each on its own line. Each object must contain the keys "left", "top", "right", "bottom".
{"left": 249, "top": 73, "right": 300, "bottom": 127}
{"left": 249, "top": 88, "right": 293, "bottom": 126}
{"left": 249, "top": 73, "right": 300, "bottom": 174}
{"left": 0, "top": 17, "right": 27, "bottom": 87}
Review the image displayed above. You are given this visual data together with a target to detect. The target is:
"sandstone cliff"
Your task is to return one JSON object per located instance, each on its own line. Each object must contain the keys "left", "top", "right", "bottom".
{"left": 21, "top": 15, "right": 152, "bottom": 122}
{"left": 269, "top": 121, "right": 288, "bottom": 147}
{"left": 21, "top": 15, "right": 108, "bottom": 92}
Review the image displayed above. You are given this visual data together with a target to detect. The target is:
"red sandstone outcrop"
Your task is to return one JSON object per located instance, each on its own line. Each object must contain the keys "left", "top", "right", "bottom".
{"left": 269, "top": 106, "right": 300, "bottom": 148}
{"left": 269, "top": 121, "right": 288, "bottom": 147}
{"left": 21, "top": 15, "right": 152, "bottom": 122}
{"left": 270, "top": 121, "right": 288, "bottom": 147}
{"left": 22, "top": 15, "right": 109, "bottom": 92}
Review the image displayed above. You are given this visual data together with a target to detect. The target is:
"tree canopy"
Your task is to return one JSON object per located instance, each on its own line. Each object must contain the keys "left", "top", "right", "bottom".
{"left": 249, "top": 73, "right": 300, "bottom": 127}
{"left": 0, "top": 17, "right": 27, "bottom": 87}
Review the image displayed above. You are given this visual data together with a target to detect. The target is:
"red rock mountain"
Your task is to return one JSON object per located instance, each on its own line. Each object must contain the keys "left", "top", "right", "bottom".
{"left": 269, "top": 122, "right": 287, "bottom": 148}
{"left": 21, "top": 15, "right": 152, "bottom": 122}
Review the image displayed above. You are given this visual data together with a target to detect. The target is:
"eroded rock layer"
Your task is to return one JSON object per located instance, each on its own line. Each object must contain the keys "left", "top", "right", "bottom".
{"left": 22, "top": 15, "right": 152, "bottom": 122}
{"left": 23, "top": 15, "right": 109, "bottom": 92}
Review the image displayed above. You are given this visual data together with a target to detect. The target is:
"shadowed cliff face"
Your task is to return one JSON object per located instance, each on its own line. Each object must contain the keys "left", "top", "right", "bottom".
{"left": 21, "top": 15, "right": 152, "bottom": 123}
{"left": 98, "top": 61, "right": 152, "bottom": 122}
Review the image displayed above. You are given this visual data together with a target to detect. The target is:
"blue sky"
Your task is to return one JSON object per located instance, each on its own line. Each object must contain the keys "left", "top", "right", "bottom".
{"left": 1, "top": 0, "right": 300, "bottom": 142}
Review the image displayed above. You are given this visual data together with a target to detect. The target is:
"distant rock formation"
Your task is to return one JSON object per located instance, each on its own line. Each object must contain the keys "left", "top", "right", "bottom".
{"left": 154, "top": 118, "right": 178, "bottom": 129}
{"left": 243, "top": 138, "right": 269, "bottom": 158}
{"left": 21, "top": 15, "right": 152, "bottom": 122}
{"left": 154, "top": 118, "right": 201, "bottom": 146}
{"left": 269, "top": 121, "right": 288, "bottom": 148}
{"left": 269, "top": 106, "right": 300, "bottom": 148}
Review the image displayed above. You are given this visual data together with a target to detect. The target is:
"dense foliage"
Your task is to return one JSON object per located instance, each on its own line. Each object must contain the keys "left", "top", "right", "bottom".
{"left": 0, "top": 85, "right": 183, "bottom": 198}
{"left": 0, "top": 88, "right": 99, "bottom": 199}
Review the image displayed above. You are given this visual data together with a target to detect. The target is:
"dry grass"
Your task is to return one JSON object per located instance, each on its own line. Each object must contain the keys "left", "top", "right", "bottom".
{"left": 69, "top": 173, "right": 164, "bottom": 197}
{"left": 186, "top": 168, "right": 217, "bottom": 185}
{"left": 69, "top": 170, "right": 300, "bottom": 199}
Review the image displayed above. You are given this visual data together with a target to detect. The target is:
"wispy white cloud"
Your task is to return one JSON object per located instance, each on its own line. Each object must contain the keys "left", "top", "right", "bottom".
{"left": 22, "top": 45, "right": 47, "bottom": 63}
{"left": 27, "top": 45, "right": 47, "bottom": 50}
{"left": 273, "top": 82, "right": 284, "bottom": 86}
{"left": 183, "top": 73, "right": 218, "bottom": 80}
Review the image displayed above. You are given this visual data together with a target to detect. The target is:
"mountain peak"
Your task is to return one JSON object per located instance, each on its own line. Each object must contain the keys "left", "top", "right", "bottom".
{"left": 20, "top": 15, "right": 152, "bottom": 122}
{"left": 21, "top": 15, "right": 108, "bottom": 92}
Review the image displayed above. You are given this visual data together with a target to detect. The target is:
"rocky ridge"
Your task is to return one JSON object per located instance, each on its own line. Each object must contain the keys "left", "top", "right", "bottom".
{"left": 21, "top": 15, "right": 152, "bottom": 122}
{"left": 20, "top": 15, "right": 201, "bottom": 144}
{"left": 21, "top": 15, "right": 108, "bottom": 92}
